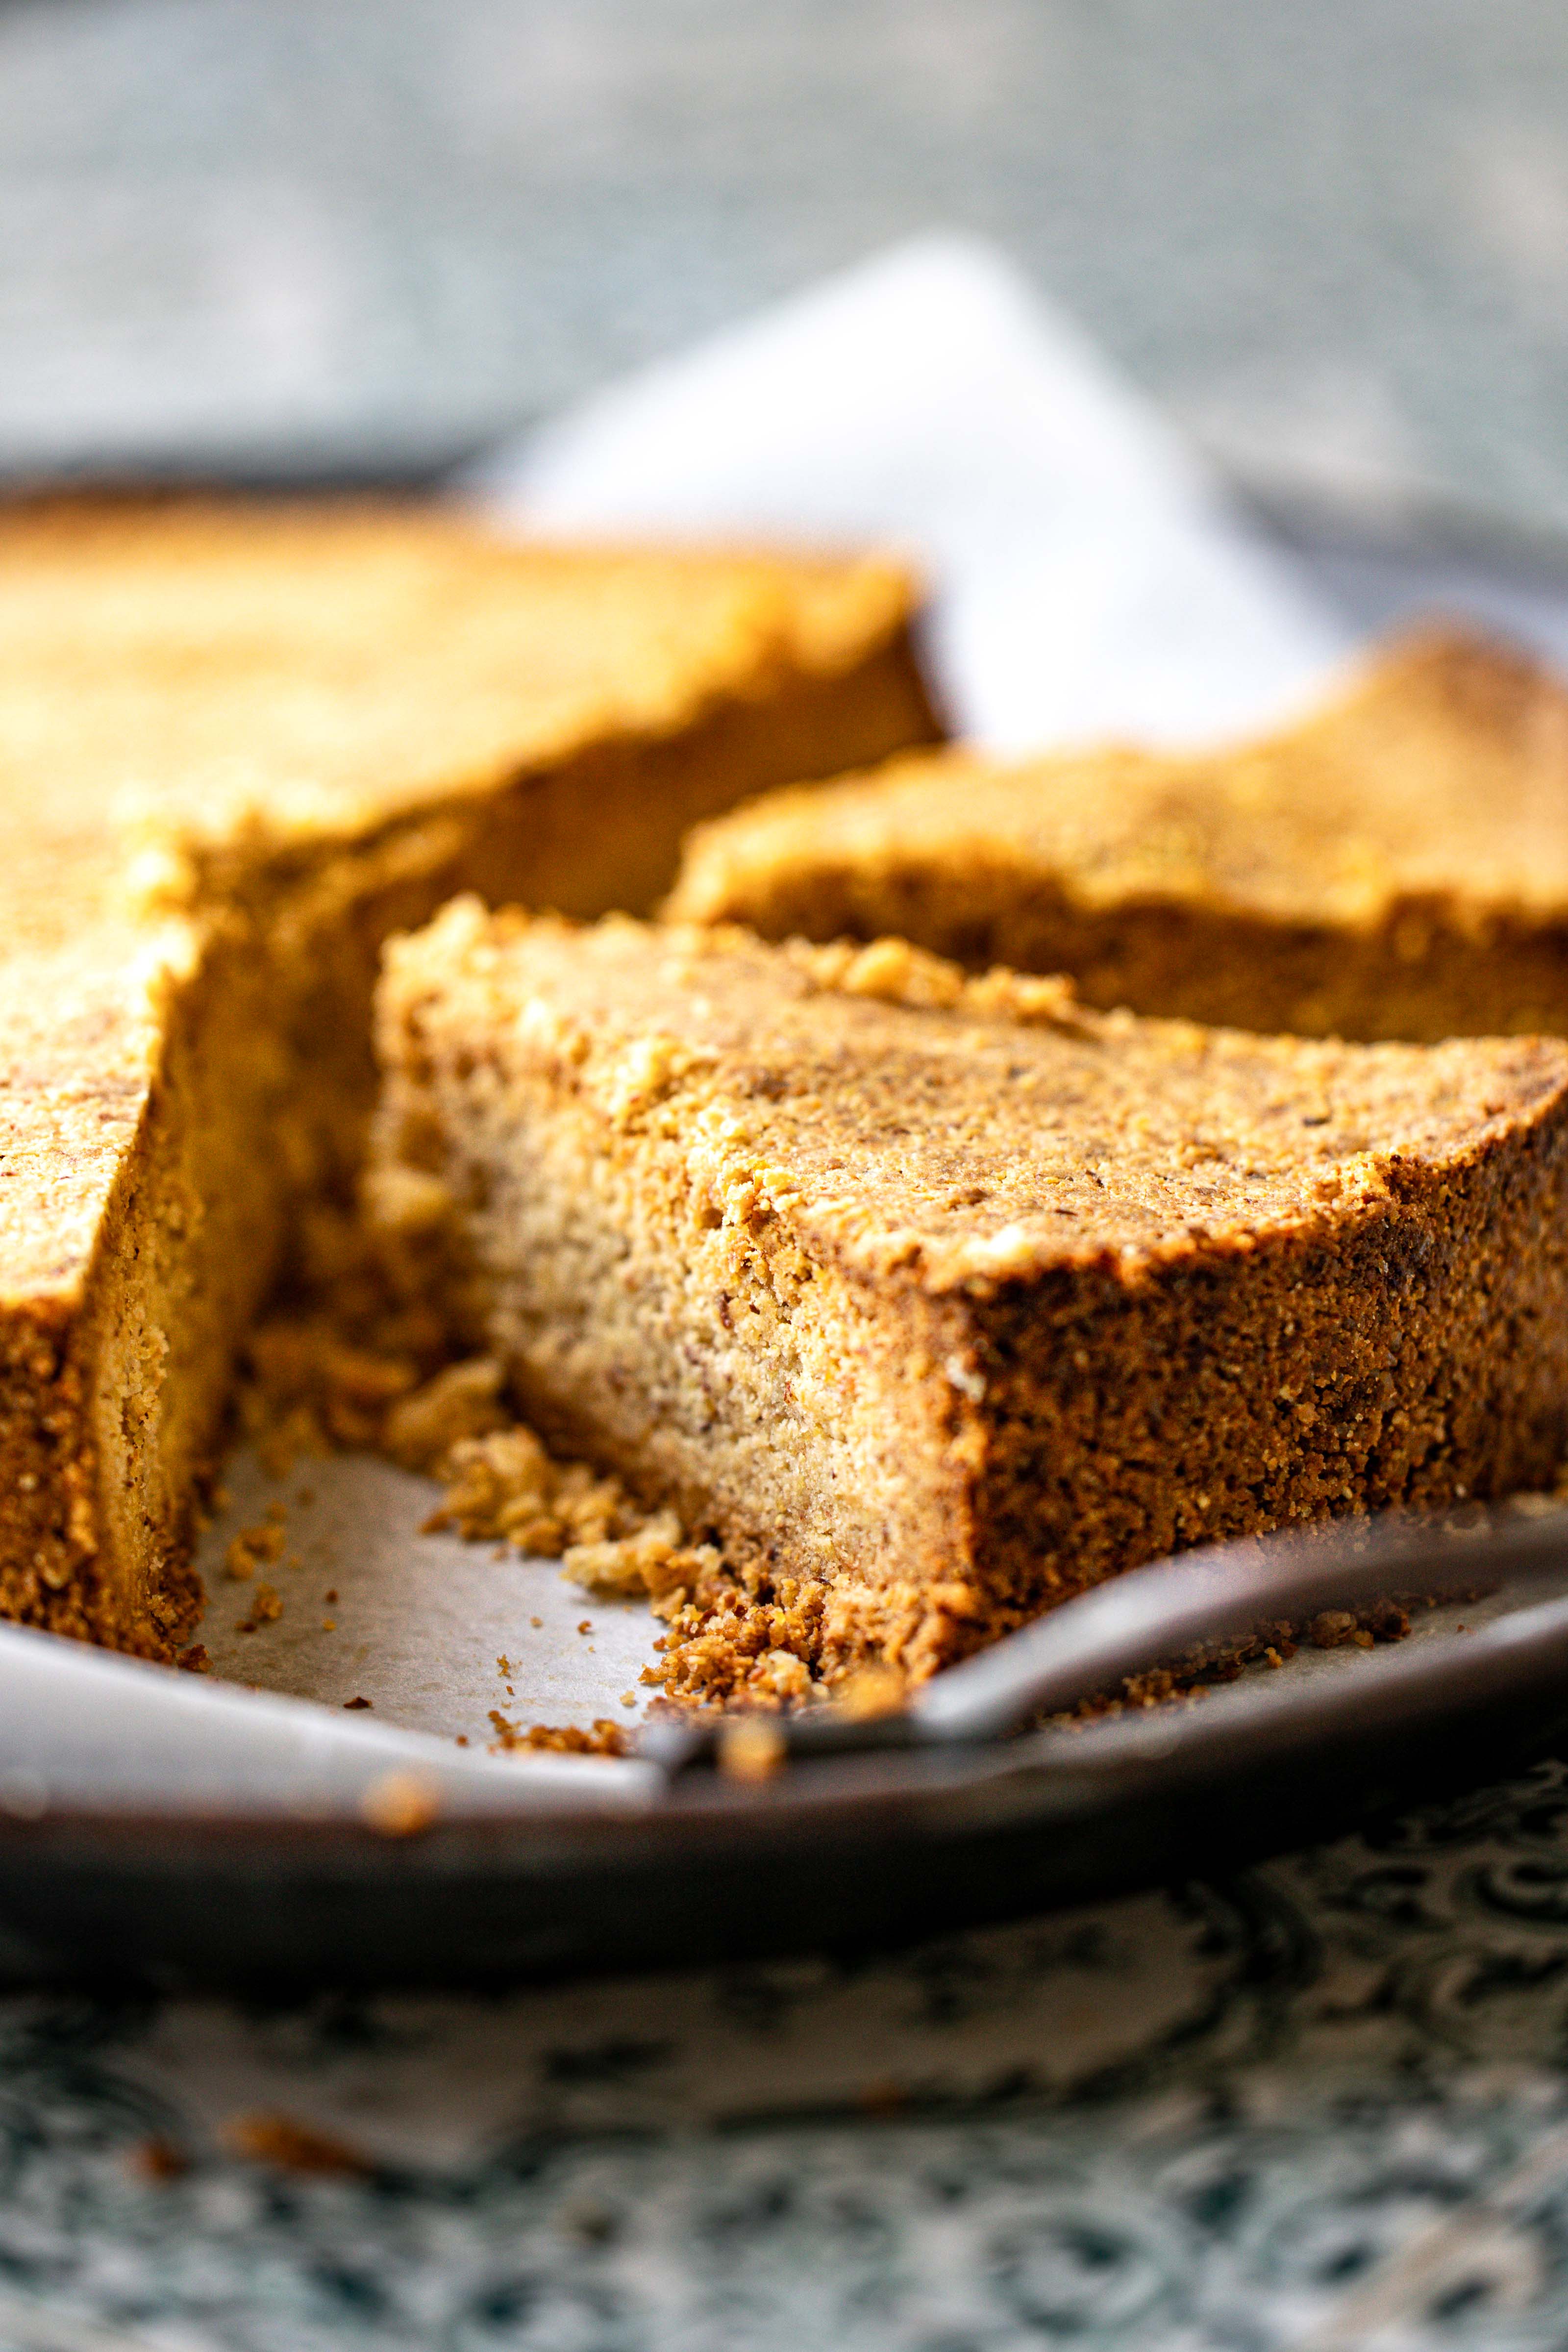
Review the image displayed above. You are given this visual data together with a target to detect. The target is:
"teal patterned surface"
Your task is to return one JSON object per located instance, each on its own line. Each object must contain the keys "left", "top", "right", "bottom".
{"left": 10, "top": 1765, "right": 1568, "bottom": 2345}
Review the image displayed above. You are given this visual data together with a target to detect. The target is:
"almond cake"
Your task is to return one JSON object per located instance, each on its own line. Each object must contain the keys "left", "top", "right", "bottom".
{"left": 668, "top": 630, "right": 1568, "bottom": 1044}
{"left": 373, "top": 912, "right": 1568, "bottom": 1688}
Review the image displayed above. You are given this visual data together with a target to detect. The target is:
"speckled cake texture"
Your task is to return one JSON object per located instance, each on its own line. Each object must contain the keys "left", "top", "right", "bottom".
{"left": 669, "top": 629, "right": 1568, "bottom": 1044}
{"left": 373, "top": 910, "right": 1568, "bottom": 1689}
{"left": 0, "top": 499, "right": 935, "bottom": 1656}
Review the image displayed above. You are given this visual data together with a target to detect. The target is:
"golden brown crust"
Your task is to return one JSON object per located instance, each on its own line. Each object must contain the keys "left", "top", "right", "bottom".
{"left": 374, "top": 910, "right": 1568, "bottom": 1688}
{"left": 668, "top": 627, "right": 1568, "bottom": 1042}
{"left": 0, "top": 500, "right": 936, "bottom": 1654}
{"left": 0, "top": 496, "right": 925, "bottom": 871}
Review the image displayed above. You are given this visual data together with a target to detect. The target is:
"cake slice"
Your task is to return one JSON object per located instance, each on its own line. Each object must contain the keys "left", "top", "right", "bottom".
{"left": 669, "top": 629, "right": 1568, "bottom": 1044}
{"left": 373, "top": 911, "right": 1568, "bottom": 1689}
{"left": 0, "top": 498, "right": 936, "bottom": 1657}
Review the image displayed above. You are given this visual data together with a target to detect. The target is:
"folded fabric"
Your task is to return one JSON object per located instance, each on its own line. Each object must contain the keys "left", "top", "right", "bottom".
{"left": 472, "top": 233, "right": 1351, "bottom": 748}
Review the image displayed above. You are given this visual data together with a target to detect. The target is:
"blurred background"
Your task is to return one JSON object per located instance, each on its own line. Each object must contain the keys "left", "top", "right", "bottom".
{"left": 5, "top": 0, "right": 1568, "bottom": 556}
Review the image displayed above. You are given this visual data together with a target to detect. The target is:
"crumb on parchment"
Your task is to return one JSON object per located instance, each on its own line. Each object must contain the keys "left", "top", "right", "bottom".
{"left": 235, "top": 1583, "right": 282, "bottom": 1634}
{"left": 236, "top": 1227, "right": 849, "bottom": 1709}
{"left": 488, "top": 1711, "right": 629, "bottom": 1757}
{"left": 224, "top": 1522, "right": 285, "bottom": 1581}
{"left": 241, "top": 1240, "right": 1436, "bottom": 1720}
{"left": 360, "top": 1770, "right": 439, "bottom": 1836}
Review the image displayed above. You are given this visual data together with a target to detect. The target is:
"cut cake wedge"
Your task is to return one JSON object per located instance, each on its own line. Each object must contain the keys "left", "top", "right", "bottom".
{"left": 669, "top": 629, "right": 1568, "bottom": 1044}
{"left": 374, "top": 911, "right": 1568, "bottom": 1689}
{"left": 0, "top": 499, "right": 936, "bottom": 1656}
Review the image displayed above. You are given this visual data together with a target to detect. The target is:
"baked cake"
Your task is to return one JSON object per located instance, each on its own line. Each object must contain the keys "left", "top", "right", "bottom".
{"left": 373, "top": 910, "right": 1568, "bottom": 1688}
{"left": 0, "top": 499, "right": 936, "bottom": 1657}
{"left": 668, "top": 629, "right": 1568, "bottom": 1043}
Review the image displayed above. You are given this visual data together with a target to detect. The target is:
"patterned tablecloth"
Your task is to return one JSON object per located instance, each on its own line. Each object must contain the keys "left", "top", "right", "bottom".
{"left": 4, "top": 1758, "right": 1568, "bottom": 2350}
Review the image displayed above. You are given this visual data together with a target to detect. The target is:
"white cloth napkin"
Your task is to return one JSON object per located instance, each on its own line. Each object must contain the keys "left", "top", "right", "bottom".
{"left": 0, "top": 236, "right": 1356, "bottom": 1814}
{"left": 471, "top": 233, "right": 1352, "bottom": 749}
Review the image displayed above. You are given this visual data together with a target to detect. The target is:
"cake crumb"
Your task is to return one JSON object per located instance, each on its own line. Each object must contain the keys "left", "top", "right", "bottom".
{"left": 343, "top": 1695, "right": 372, "bottom": 1710}
{"left": 225, "top": 1522, "right": 285, "bottom": 1581}
{"left": 1310, "top": 1610, "right": 1361, "bottom": 1649}
{"left": 361, "top": 1770, "right": 439, "bottom": 1836}
{"left": 238, "top": 1301, "right": 427, "bottom": 1469}
{"left": 382, "top": 1354, "right": 509, "bottom": 1471}
{"left": 129, "top": 2137, "right": 190, "bottom": 2183}
{"left": 1046, "top": 1601, "right": 1412, "bottom": 1726}
{"left": 235, "top": 1582, "right": 282, "bottom": 1633}
{"left": 425, "top": 1418, "right": 625, "bottom": 1553}
{"left": 488, "top": 1710, "right": 629, "bottom": 1757}
{"left": 175, "top": 1644, "right": 211, "bottom": 1675}
{"left": 563, "top": 1513, "right": 718, "bottom": 1605}
{"left": 719, "top": 1717, "right": 786, "bottom": 1781}
{"left": 223, "top": 2113, "right": 373, "bottom": 2177}
{"left": 834, "top": 1663, "right": 906, "bottom": 1720}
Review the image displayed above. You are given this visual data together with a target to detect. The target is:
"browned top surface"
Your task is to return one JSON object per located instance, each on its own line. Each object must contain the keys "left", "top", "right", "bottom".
{"left": 670, "top": 628, "right": 1568, "bottom": 931}
{"left": 0, "top": 499, "right": 917, "bottom": 1301}
{"left": 391, "top": 908, "right": 1568, "bottom": 1295}
{"left": 0, "top": 499, "right": 914, "bottom": 913}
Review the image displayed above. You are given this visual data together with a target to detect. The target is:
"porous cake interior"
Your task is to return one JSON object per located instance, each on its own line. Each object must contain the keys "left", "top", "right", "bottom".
{"left": 374, "top": 912, "right": 1568, "bottom": 1689}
